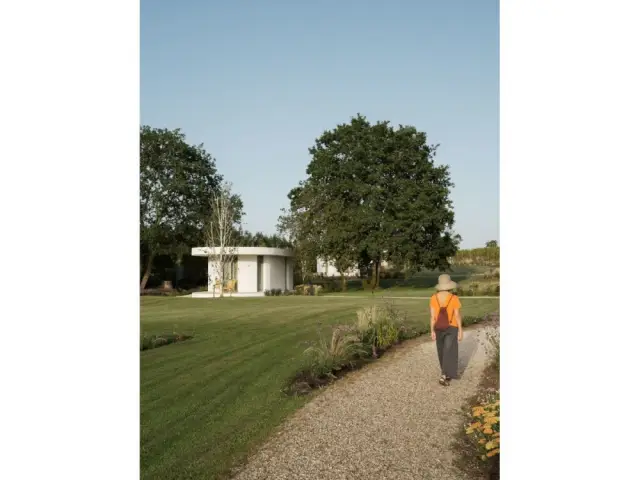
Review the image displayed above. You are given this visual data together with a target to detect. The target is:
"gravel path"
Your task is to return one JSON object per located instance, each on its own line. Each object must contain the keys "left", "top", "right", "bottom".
{"left": 232, "top": 328, "right": 490, "bottom": 480}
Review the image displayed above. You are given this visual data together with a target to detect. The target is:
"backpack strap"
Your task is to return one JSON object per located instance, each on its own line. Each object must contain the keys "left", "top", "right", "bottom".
{"left": 445, "top": 293, "right": 455, "bottom": 308}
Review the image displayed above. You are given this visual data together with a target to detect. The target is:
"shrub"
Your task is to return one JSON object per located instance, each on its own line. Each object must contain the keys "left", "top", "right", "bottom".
{"left": 354, "top": 302, "right": 405, "bottom": 357}
{"left": 303, "top": 325, "right": 366, "bottom": 378}
{"left": 293, "top": 284, "right": 325, "bottom": 296}
{"left": 140, "top": 333, "right": 193, "bottom": 351}
{"left": 465, "top": 391, "right": 500, "bottom": 462}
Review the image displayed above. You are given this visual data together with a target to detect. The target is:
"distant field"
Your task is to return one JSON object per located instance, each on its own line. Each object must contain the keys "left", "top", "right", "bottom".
{"left": 140, "top": 295, "right": 499, "bottom": 480}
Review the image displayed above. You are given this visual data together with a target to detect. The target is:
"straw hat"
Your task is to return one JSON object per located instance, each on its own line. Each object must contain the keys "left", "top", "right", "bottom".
{"left": 435, "top": 274, "right": 457, "bottom": 291}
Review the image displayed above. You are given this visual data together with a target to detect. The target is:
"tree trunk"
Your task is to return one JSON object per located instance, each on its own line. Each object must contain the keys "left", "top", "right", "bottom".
{"left": 140, "top": 252, "right": 155, "bottom": 290}
{"left": 341, "top": 274, "right": 347, "bottom": 292}
{"left": 219, "top": 263, "right": 225, "bottom": 298}
{"left": 372, "top": 260, "right": 381, "bottom": 290}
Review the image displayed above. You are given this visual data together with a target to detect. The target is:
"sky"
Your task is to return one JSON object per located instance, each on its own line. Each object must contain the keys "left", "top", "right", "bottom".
{"left": 141, "top": 0, "right": 499, "bottom": 249}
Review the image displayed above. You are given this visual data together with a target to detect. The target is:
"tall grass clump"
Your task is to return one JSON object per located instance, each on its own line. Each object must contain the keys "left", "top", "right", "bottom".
{"left": 302, "top": 325, "right": 366, "bottom": 379}
{"left": 354, "top": 302, "right": 407, "bottom": 357}
{"left": 284, "top": 302, "right": 415, "bottom": 396}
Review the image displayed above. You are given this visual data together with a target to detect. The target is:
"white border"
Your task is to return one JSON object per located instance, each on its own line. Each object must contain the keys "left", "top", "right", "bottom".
{"left": 0, "top": 0, "right": 139, "bottom": 478}
{"left": 1, "top": 0, "right": 639, "bottom": 478}
{"left": 502, "top": 0, "right": 639, "bottom": 478}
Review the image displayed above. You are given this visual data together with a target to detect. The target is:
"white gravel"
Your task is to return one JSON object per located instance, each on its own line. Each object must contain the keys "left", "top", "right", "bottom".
{"left": 232, "top": 328, "right": 490, "bottom": 480}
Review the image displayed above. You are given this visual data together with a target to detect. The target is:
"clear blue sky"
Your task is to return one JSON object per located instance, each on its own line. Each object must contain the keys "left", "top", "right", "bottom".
{"left": 141, "top": 0, "right": 498, "bottom": 249}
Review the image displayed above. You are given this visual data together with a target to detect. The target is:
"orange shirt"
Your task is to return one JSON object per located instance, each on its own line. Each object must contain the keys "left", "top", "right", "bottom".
{"left": 430, "top": 293, "right": 462, "bottom": 328}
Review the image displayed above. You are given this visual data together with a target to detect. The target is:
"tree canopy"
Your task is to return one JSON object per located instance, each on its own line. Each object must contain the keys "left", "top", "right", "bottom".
{"left": 140, "top": 125, "right": 241, "bottom": 288}
{"left": 285, "top": 114, "right": 460, "bottom": 287}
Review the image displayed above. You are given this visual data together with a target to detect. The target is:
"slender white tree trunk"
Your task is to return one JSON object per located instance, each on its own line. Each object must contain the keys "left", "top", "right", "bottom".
{"left": 206, "top": 182, "right": 238, "bottom": 299}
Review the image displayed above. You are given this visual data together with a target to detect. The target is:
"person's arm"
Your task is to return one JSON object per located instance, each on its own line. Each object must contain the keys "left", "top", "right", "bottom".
{"left": 429, "top": 298, "right": 437, "bottom": 339}
{"left": 430, "top": 306, "right": 437, "bottom": 330}
{"left": 455, "top": 308, "right": 463, "bottom": 340}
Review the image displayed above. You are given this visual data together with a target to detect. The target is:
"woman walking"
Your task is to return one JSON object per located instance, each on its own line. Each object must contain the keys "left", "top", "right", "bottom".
{"left": 430, "top": 274, "right": 463, "bottom": 386}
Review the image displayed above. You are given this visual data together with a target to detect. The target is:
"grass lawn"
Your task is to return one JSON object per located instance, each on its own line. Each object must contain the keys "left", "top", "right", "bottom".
{"left": 140, "top": 295, "right": 499, "bottom": 480}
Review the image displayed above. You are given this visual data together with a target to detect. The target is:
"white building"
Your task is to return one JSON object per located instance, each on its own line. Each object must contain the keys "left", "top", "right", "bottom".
{"left": 191, "top": 247, "right": 295, "bottom": 297}
{"left": 316, "top": 258, "right": 360, "bottom": 277}
{"left": 316, "top": 258, "right": 391, "bottom": 277}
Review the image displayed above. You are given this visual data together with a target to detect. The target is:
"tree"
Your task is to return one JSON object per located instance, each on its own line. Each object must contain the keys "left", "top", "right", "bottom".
{"left": 485, "top": 240, "right": 498, "bottom": 248}
{"left": 205, "top": 182, "right": 243, "bottom": 297}
{"left": 140, "top": 126, "right": 231, "bottom": 289}
{"left": 277, "top": 208, "right": 319, "bottom": 284}
{"left": 286, "top": 114, "right": 460, "bottom": 289}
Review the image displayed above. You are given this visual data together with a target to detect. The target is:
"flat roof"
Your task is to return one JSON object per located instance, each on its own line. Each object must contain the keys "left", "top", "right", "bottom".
{"left": 191, "top": 247, "right": 295, "bottom": 257}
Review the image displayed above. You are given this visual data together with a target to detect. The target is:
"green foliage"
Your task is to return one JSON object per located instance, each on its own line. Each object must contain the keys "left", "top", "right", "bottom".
{"left": 485, "top": 240, "right": 498, "bottom": 248}
{"left": 354, "top": 302, "right": 406, "bottom": 357}
{"left": 285, "top": 114, "right": 461, "bottom": 289}
{"left": 302, "top": 325, "right": 366, "bottom": 379}
{"left": 139, "top": 125, "right": 242, "bottom": 288}
{"left": 294, "top": 284, "right": 324, "bottom": 296}
{"left": 264, "top": 288, "right": 283, "bottom": 297}
{"left": 456, "top": 283, "right": 500, "bottom": 297}
{"left": 140, "top": 333, "right": 193, "bottom": 351}
{"left": 237, "top": 230, "right": 292, "bottom": 248}
{"left": 453, "top": 247, "right": 500, "bottom": 267}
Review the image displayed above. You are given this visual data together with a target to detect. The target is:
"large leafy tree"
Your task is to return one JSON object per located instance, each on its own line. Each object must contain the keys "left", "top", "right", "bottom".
{"left": 140, "top": 126, "right": 237, "bottom": 289}
{"left": 277, "top": 207, "right": 320, "bottom": 284}
{"left": 287, "top": 114, "right": 460, "bottom": 288}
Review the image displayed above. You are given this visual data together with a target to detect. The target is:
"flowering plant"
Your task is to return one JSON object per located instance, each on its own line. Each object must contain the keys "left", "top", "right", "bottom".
{"left": 465, "top": 390, "right": 500, "bottom": 460}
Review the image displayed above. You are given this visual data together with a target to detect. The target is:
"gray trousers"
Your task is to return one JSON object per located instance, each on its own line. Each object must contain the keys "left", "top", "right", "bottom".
{"left": 435, "top": 327, "right": 459, "bottom": 379}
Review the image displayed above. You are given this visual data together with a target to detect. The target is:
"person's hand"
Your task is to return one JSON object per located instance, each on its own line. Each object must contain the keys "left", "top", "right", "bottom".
{"left": 458, "top": 330, "right": 463, "bottom": 342}
{"left": 431, "top": 330, "right": 436, "bottom": 341}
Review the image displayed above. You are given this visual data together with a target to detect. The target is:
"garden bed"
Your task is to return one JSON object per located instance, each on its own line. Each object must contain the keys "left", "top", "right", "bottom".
{"left": 452, "top": 314, "right": 500, "bottom": 479}
{"left": 140, "top": 333, "right": 194, "bottom": 351}
{"left": 284, "top": 307, "right": 499, "bottom": 397}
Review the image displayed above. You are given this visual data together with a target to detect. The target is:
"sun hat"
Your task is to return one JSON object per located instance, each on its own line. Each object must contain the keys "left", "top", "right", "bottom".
{"left": 435, "top": 274, "right": 457, "bottom": 291}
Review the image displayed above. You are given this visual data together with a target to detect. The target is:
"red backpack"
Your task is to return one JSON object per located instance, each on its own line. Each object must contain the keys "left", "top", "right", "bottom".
{"left": 434, "top": 294, "right": 455, "bottom": 331}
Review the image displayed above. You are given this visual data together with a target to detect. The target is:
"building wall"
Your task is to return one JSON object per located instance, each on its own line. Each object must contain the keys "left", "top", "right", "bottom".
{"left": 264, "top": 255, "right": 286, "bottom": 291}
{"left": 237, "top": 255, "right": 258, "bottom": 293}
{"left": 286, "top": 257, "right": 294, "bottom": 290}
{"left": 316, "top": 258, "right": 393, "bottom": 277}
{"left": 316, "top": 259, "right": 360, "bottom": 277}
{"left": 207, "top": 254, "right": 292, "bottom": 293}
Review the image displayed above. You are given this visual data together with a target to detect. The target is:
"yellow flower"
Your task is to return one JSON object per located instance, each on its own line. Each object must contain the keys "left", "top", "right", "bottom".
{"left": 485, "top": 417, "right": 499, "bottom": 425}
{"left": 487, "top": 448, "right": 500, "bottom": 458}
{"left": 485, "top": 441, "right": 496, "bottom": 450}
{"left": 472, "top": 407, "right": 485, "bottom": 416}
{"left": 483, "top": 427, "right": 493, "bottom": 434}
{"left": 478, "top": 439, "right": 487, "bottom": 445}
